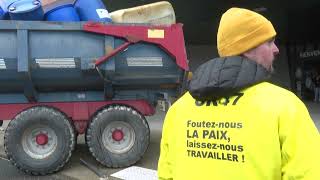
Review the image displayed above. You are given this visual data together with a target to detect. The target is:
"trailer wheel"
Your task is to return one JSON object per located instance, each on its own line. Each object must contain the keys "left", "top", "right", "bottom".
{"left": 4, "top": 106, "right": 75, "bottom": 175}
{"left": 86, "top": 105, "right": 150, "bottom": 167}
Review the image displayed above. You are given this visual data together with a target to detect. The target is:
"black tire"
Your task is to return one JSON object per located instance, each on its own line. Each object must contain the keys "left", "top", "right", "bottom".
{"left": 4, "top": 106, "right": 75, "bottom": 175}
{"left": 86, "top": 105, "right": 150, "bottom": 168}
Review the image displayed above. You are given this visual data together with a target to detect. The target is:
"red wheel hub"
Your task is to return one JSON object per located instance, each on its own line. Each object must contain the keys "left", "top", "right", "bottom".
{"left": 112, "top": 129, "right": 124, "bottom": 141}
{"left": 36, "top": 133, "right": 48, "bottom": 145}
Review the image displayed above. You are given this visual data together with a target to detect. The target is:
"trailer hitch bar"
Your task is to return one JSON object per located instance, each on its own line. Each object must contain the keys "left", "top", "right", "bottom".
{"left": 95, "top": 41, "right": 129, "bottom": 67}
{"left": 95, "top": 35, "right": 141, "bottom": 67}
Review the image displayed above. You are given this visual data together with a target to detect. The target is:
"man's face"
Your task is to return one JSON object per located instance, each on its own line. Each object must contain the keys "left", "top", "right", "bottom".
{"left": 244, "top": 39, "right": 279, "bottom": 71}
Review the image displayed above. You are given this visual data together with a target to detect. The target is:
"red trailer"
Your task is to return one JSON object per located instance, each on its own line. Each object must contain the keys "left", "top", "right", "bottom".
{"left": 0, "top": 21, "right": 188, "bottom": 175}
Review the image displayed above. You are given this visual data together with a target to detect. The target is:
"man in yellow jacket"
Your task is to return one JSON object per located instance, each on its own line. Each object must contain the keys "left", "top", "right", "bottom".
{"left": 158, "top": 7, "right": 320, "bottom": 180}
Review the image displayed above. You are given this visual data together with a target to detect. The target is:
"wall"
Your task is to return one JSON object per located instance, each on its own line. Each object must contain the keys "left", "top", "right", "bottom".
{"left": 270, "top": 46, "right": 292, "bottom": 90}
{"left": 186, "top": 45, "right": 217, "bottom": 72}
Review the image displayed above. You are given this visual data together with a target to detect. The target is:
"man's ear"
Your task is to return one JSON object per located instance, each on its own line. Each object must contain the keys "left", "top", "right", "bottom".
{"left": 243, "top": 49, "right": 255, "bottom": 59}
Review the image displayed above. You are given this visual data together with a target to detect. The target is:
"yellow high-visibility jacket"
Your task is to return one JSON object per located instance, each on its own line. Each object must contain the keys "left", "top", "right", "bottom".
{"left": 158, "top": 57, "right": 320, "bottom": 180}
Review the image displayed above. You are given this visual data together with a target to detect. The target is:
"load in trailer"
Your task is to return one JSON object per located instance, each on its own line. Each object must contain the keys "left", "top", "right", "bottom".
{"left": 0, "top": 20, "right": 188, "bottom": 175}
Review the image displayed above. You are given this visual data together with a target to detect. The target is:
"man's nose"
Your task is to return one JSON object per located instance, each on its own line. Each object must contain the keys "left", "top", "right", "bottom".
{"left": 273, "top": 43, "right": 279, "bottom": 55}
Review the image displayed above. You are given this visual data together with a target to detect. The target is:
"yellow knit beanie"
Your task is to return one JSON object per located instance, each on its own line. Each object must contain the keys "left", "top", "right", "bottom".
{"left": 217, "top": 8, "right": 276, "bottom": 57}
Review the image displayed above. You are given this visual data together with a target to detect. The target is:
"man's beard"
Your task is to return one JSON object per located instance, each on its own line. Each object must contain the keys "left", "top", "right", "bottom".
{"left": 269, "top": 64, "right": 274, "bottom": 73}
